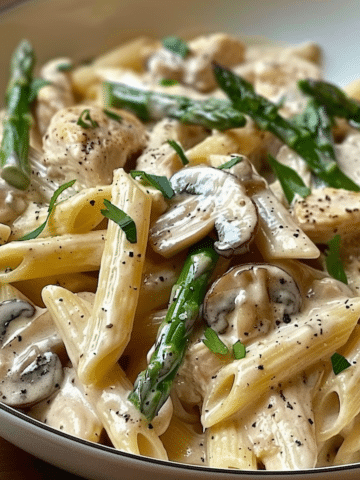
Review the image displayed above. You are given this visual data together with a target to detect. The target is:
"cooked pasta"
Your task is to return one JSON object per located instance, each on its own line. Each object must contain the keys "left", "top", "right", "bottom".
{"left": 1, "top": 31, "right": 360, "bottom": 472}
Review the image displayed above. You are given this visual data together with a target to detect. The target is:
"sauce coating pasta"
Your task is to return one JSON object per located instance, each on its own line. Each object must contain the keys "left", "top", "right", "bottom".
{"left": 1, "top": 32, "right": 360, "bottom": 471}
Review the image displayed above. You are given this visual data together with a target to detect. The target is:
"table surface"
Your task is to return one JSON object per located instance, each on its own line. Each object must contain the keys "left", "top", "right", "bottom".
{"left": 0, "top": 435, "right": 84, "bottom": 480}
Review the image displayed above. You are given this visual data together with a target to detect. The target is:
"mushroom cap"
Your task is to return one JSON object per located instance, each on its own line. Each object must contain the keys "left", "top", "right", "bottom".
{"left": 150, "top": 165, "right": 258, "bottom": 258}
{"left": 203, "top": 263, "right": 302, "bottom": 336}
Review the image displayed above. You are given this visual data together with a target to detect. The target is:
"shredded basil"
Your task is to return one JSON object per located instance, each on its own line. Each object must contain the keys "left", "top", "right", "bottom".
{"left": 103, "top": 109, "right": 122, "bottom": 122}
{"left": 331, "top": 352, "right": 351, "bottom": 375}
{"left": 167, "top": 139, "right": 189, "bottom": 165}
{"left": 56, "top": 63, "right": 73, "bottom": 72}
{"left": 325, "top": 234, "right": 348, "bottom": 284}
{"left": 77, "top": 109, "right": 99, "bottom": 129}
{"left": 19, "top": 179, "right": 76, "bottom": 241}
{"left": 130, "top": 170, "right": 174, "bottom": 199}
{"left": 233, "top": 340, "right": 246, "bottom": 360}
{"left": 28, "top": 78, "right": 52, "bottom": 103}
{"left": 218, "top": 156, "right": 243, "bottom": 170}
{"left": 159, "top": 78, "right": 179, "bottom": 87}
{"left": 162, "top": 36, "right": 190, "bottom": 58}
{"left": 203, "top": 327, "right": 229, "bottom": 355}
{"left": 101, "top": 199, "right": 137, "bottom": 243}
{"left": 267, "top": 154, "right": 311, "bottom": 204}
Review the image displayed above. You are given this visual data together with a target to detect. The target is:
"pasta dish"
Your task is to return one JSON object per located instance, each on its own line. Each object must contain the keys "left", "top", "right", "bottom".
{"left": 1, "top": 32, "right": 360, "bottom": 470}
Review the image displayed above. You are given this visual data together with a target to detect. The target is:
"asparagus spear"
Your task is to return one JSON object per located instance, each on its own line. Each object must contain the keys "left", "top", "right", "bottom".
{"left": 103, "top": 81, "right": 246, "bottom": 130}
{"left": 128, "top": 237, "right": 219, "bottom": 422}
{"left": 0, "top": 40, "right": 35, "bottom": 190}
{"left": 298, "top": 78, "right": 360, "bottom": 128}
{"left": 213, "top": 63, "right": 360, "bottom": 192}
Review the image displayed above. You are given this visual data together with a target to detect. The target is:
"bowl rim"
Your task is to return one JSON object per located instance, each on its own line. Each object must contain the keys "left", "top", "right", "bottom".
{"left": 1, "top": 400, "right": 359, "bottom": 476}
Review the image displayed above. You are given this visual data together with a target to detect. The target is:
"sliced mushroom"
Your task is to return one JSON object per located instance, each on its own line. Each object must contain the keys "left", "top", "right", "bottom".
{"left": 0, "top": 293, "right": 65, "bottom": 408}
{"left": 0, "top": 349, "right": 63, "bottom": 408}
{"left": 147, "top": 33, "right": 245, "bottom": 93}
{"left": 203, "top": 264, "right": 302, "bottom": 339}
{"left": 208, "top": 154, "right": 320, "bottom": 260}
{"left": 150, "top": 165, "right": 258, "bottom": 257}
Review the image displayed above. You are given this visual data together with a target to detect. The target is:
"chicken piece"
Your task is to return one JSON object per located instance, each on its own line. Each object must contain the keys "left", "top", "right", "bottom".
{"left": 292, "top": 188, "right": 360, "bottom": 243}
{"left": 34, "top": 58, "right": 75, "bottom": 137}
{"left": 41, "top": 105, "right": 146, "bottom": 188}
{"left": 136, "top": 118, "right": 207, "bottom": 177}
{"left": 233, "top": 48, "right": 322, "bottom": 114}
{"left": 147, "top": 33, "right": 245, "bottom": 93}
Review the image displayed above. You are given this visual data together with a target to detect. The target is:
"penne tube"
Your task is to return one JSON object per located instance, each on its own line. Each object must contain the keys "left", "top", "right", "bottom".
{"left": 42, "top": 285, "right": 168, "bottom": 459}
{"left": 161, "top": 415, "right": 206, "bottom": 466}
{"left": 0, "top": 223, "right": 11, "bottom": 245}
{"left": 314, "top": 323, "right": 360, "bottom": 442}
{"left": 206, "top": 418, "right": 257, "bottom": 470}
{"left": 201, "top": 297, "right": 360, "bottom": 428}
{"left": 10, "top": 186, "right": 112, "bottom": 240}
{"left": 0, "top": 230, "right": 106, "bottom": 283}
{"left": 78, "top": 169, "right": 151, "bottom": 386}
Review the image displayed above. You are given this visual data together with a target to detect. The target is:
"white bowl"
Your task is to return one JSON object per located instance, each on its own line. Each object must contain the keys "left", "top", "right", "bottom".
{"left": 0, "top": 0, "right": 360, "bottom": 479}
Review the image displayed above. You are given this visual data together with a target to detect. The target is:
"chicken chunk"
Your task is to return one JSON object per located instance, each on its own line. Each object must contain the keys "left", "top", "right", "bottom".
{"left": 41, "top": 105, "right": 146, "bottom": 188}
{"left": 136, "top": 118, "right": 207, "bottom": 177}
{"left": 147, "top": 33, "right": 245, "bottom": 93}
{"left": 34, "top": 57, "right": 75, "bottom": 137}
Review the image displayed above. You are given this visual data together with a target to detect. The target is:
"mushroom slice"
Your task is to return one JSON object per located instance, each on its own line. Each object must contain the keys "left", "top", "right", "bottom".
{"left": 203, "top": 264, "right": 302, "bottom": 337}
{"left": 149, "top": 165, "right": 258, "bottom": 257}
{"left": 0, "top": 299, "right": 35, "bottom": 343}
{"left": 0, "top": 349, "right": 63, "bottom": 408}
{"left": 209, "top": 154, "right": 320, "bottom": 260}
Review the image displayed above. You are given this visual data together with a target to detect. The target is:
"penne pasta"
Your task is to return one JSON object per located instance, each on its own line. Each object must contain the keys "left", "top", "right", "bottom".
{"left": 77, "top": 169, "right": 151, "bottom": 386}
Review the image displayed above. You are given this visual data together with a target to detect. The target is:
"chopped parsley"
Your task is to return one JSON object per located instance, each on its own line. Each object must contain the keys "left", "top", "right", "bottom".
{"left": 203, "top": 327, "right": 228, "bottom": 355}
{"left": 218, "top": 156, "right": 243, "bottom": 170}
{"left": 331, "top": 352, "right": 351, "bottom": 375}
{"left": 325, "top": 234, "right": 348, "bottom": 284}
{"left": 159, "top": 78, "right": 179, "bottom": 87}
{"left": 267, "top": 154, "right": 311, "bottom": 204}
{"left": 162, "top": 36, "right": 190, "bottom": 58}
{"left": 233, "top": 340, "right": 246, "bottom": 360}
{"left": 130, "top": 170, "right": 174, "bottom": 199}
{"left": 167, "top": 139, "right": 189, "bottom": 165}
{"left": 19, "top": 179, "right": 76, "bottom": 241}
{"left": 77, "top": 109, "right": 99, "bottom": 129}
{"left": 101, "top": 199, "right": 137, "bottom": 243}
{"left": 103, "top": 109, "right": 122, "bottom": 122}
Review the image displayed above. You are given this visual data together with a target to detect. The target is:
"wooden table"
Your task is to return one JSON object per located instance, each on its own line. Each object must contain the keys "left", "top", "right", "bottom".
{"left": 0, "top": 436, "right": 84, "bottom": 480}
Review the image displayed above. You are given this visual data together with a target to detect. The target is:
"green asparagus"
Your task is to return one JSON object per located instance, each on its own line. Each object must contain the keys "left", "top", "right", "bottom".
{"left": 0, "top": 40, "right": 35, "bottom": 190}
{"left": 213, "top": 63, "right": 360, "bottom": 192}
{"left": 298, "top": 78, "right": 360, "bottom": 128}
{"left": 102, "top": 82, "right": 246, "bottom": 130}
{"left": 128, "top": 237, "right": 219, "bottom": 422}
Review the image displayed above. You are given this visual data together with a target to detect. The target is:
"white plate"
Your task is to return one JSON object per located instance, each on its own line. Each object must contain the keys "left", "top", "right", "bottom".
{"left": 0, "top": 0, "right": 360, "bottom": 478}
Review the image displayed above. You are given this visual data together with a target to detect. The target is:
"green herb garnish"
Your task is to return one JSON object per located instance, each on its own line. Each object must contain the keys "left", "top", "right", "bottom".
{"left": 203, "top": 327, "right": 229, "bottom": 355}
{"left": 331, "top": 352, "right": 351, "bottom": 375}
{"left": 213, "top": 63, "right": 360, "bottom": 192}
{"left": 167, "top": 139, "right": 189, "bottom": 165}
{"left": 130, "top": 170, "right": 174, "bottom": 199}
{"left": 103, "top": 109, "right": 122, "bottom": 122}
{"left": 77, "top": 109, "right": 99, "bottom": 129}
{"left": 19, "top": 179, "right": 76, "bottom": 241}
{"left": 267, "top": 154, "right": 311, "bottom": 204}
{"left": 101, "top": 199, "right": 137, "bottom": 243}
{"left": 233, "top": 340, "right": 246, "bottom": 360}
{"left": 28, "top": 78, "right": 52, "bottom": 103}
{"left": 218, "top": 156, "right": 243, "bottom": 170}
{"left": 325, "top": 234, "right": 348, "bottom": 284}
{"left": 159, "top": 78, "right": 179, "bottom": 87}
{"left": 56, "top": 62, "right": 73, "bottom": 72}
{"left": 162, "top": 36, "right": 190, "bottom": 58}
